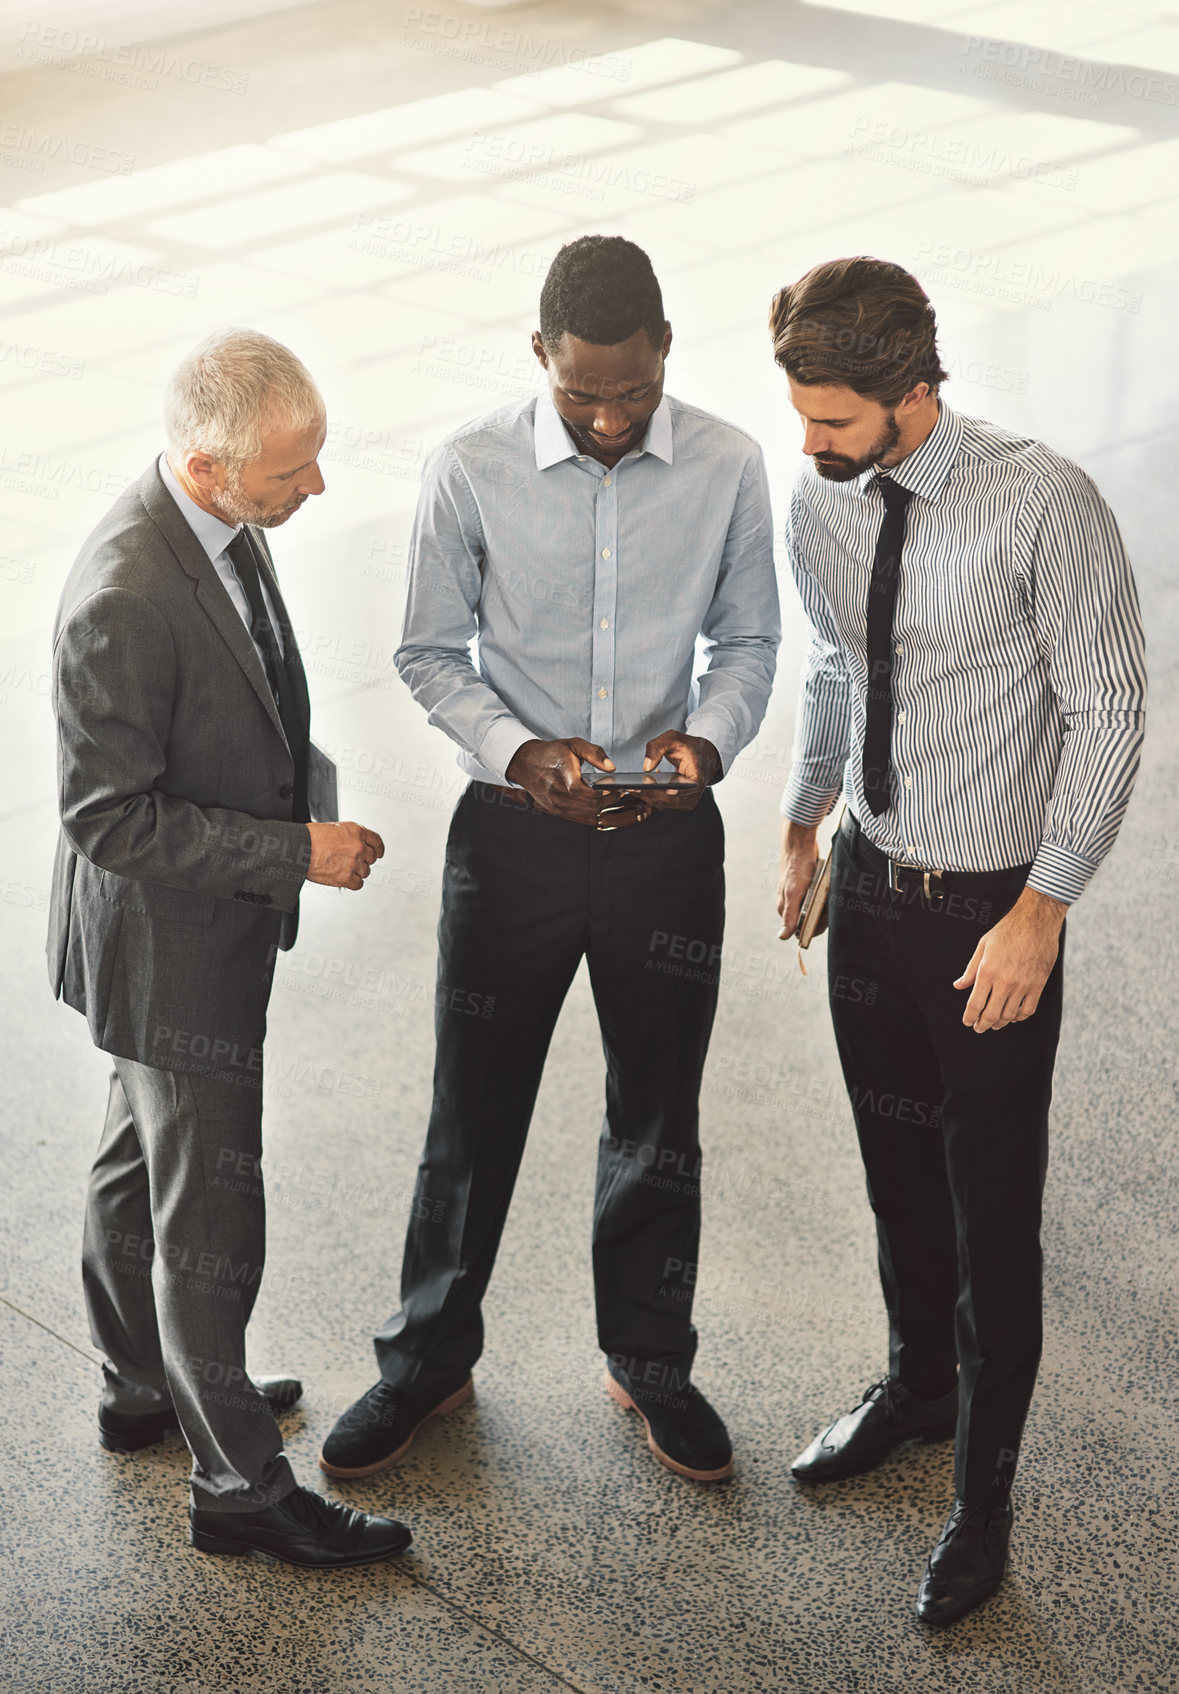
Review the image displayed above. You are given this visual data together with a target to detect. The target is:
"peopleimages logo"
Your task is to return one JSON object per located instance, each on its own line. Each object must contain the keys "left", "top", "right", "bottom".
{"left": 14, "top": 22, "right": 249, "bottom": 93}
{"left": 0, "top": 124, "right": 135, "bottom": 175}
{"left": 915, "top": 240, "right": 1143, "bottom": 315}
{"left": 847, "top": 118, "right": 1079, "bottom": 192}
{"left": 350, "top": 212, "right": 554, "bottom": 284}
{"left": 0, "top": 230, "right": 199, "bottom": 299}
{"left": 399, "top": 7, "right": 631, "bottom": 82}
{"left": 958, "top": 35, "right": 1177, "bottom": 108}
{"left": 464, "top": 131, "right": 695, "bottom": 203}
{"left": 0, "top": 336, "right": 84, "bottom": 380}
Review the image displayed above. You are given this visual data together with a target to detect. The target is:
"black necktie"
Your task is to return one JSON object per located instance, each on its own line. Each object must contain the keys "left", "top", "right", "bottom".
{"left": 225, "top": 529, "right": 309, "bottom": 821}
{"left": 861, "top": 476, "right": 913, "bottom": 818}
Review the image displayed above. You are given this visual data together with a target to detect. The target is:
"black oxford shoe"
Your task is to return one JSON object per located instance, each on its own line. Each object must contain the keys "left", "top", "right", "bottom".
{"left": 605, "top": 1356, "right": 733, "bottom": 1482}
{"left": 99, "top": 1374, "right": 304, "bottom": 1453}
{"left": 791, "top": 1376, "right": 957, "bottom": 1482}
{"left": 916, "top": 1498, "right": 1014, "bottom": 1626}
{"left": 189, "top": 1485, "right": 412, "bottom": 1567}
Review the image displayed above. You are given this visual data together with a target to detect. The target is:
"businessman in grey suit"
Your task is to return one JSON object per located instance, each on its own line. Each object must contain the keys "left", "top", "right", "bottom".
{"left": 49, "top": 328, "right": 410, "bottom": 1567}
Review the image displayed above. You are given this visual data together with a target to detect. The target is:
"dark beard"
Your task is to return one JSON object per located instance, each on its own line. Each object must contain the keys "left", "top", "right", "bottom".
{"left": 813, "top": 410, "right": 901, "bottom": 481}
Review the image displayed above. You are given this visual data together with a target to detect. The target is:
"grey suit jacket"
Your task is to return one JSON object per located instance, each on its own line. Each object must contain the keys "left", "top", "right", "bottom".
{"left": 47, "top": 460, "right": 314, "bottom": 1079}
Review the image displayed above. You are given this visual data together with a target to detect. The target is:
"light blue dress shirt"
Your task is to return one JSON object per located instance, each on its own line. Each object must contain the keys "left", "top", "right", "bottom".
{"left": 395, "top": 392, "right": 780, "bottom": 786}
{"left": 158, "top": 453, "right": 283, "bottom": 659}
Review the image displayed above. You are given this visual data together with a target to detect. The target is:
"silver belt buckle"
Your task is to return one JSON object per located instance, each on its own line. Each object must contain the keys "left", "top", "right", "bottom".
{"left": 887, "top": 858, "right": 946, "bottom": 904}
{"left": 923, "top": 869, "right": 946, "bottom": 906}
{"left": 596, "top": 800, "right": 631, "bottom": 833}
{"left": 887, "top": 857, "right": 906, "bottom": 894}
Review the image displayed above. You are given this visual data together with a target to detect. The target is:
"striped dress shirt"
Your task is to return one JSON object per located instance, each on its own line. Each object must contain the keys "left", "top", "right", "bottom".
{"left": 780, "top": 401, "right": 1147, "bottom": 906}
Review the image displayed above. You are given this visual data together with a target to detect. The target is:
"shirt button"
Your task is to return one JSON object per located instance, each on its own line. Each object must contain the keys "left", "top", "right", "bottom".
{"left": 600, "top": 618, "right": 609, "bottom": 629}
{"left": 602, "top": 548, "right": 611, "bottom": 559}
{"left": 895, "top": 644, "right": 903, "bottom": 655}
{"left": 906, "top": 844, "right": 915, "bottom": 857}
{"left": 905, "top": 777, "right": 913, "bottom": 790}
{"left": 598, "top": 687, "right": 608, "bottom": 699}
{"left": 603, "top": 477, "right": 612, "bottom": 487}
{"left": 897, "top": 710, "right": 906, "bottom": 723}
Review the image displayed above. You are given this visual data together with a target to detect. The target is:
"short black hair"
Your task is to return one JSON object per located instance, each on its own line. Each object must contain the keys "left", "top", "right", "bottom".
{"left": 539, "top": 235, "right": 666, "bottom": 353}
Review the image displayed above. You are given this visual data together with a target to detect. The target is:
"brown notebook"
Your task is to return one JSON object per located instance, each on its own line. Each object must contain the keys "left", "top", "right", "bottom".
{"left": 795, "top": 806, "right": 845, "bottom": 950}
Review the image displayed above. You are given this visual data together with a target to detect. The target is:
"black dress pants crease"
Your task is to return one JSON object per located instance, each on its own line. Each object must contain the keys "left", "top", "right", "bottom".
{"left": 375, "top": 782, "right": 725, "bottom": 1399}
{"left": 827, "top": 812, "right": 1064, "bottom": 1507}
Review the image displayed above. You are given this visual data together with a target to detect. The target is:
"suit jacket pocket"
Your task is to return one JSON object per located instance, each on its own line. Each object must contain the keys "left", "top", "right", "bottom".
{"left": 99, "top": 867, "right": 217, "bottom": 926}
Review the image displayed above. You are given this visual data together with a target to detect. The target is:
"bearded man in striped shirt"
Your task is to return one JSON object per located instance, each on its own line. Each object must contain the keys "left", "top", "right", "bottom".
{"left": 772, "top": 256, "right": 1146, "bottom": 1627}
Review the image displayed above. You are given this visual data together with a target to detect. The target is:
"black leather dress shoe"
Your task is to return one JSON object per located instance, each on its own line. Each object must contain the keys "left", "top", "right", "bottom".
{"left": 916, "top": 1498, "right": 1014, "bottom": 1626}
{"left": 605, "top": 1357, "right": 732, "bottom": 1482}
{"left": 791, "top": 1376, "right": 957, "bottom": 1482}
{"left": 189, "top": 1485, "right": 412, "bottom": 1567}
{"left": 319, "top": 1376, "right": 473, "bottom": 1478}
{"left": 99, "top": 1375, "right": 304, "bottom": 1454}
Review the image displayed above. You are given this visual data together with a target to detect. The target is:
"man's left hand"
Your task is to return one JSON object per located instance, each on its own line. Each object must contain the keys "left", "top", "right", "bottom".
{"left": 954, "top": 886, "right": 1067, "bottom": 1032}
{"left": 628, "top": 732, "right": 721, "bottom": 813}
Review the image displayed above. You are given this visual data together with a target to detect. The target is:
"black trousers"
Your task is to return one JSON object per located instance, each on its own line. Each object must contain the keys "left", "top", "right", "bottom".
{"left": 827, "top": 811, "right": 1064, "bottom": 1507}
{"left": 375, "top": 782, "right": 725, "bottom": 1396}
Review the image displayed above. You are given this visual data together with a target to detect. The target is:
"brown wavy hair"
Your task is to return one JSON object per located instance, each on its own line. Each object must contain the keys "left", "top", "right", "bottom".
{"left": 768, "top": 257, "right": 947, "bottom": 405}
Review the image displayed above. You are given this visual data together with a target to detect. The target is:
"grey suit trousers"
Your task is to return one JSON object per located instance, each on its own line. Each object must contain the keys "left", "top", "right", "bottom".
{"left": 83, "top": 1058, "right": 295, "bottom": 1512}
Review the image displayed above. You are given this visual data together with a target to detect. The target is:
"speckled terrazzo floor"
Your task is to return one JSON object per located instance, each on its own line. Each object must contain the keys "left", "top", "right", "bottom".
{"left": 2, "top": 2, "right": 1178, "bottom": 1690}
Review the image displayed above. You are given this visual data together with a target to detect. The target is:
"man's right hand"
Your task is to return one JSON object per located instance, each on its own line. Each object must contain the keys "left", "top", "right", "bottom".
{"left": 777, "top": 819, "right": 820, "bottom": 940}
{"left": 505, "top": 738, "right": 614, "bottom": 825}
{"left": 306, "top": 821, "right": 384, "bottom": 889}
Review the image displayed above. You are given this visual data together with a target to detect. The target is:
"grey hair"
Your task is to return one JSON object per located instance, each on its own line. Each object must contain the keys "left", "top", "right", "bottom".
{"left": 164, "top": 327, "right": 324, "bottom": 467}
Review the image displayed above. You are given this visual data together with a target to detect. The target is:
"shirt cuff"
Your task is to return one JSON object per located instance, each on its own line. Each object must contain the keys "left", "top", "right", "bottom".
{"left": 780, "top": 773, "right": 842, "bottom": 825}
{"left": 682, "top": 711, "right": 736, "bottom": 776}
{"left": 1026, "top": 841, "right": 1094, "bottom": 907}
{"left": 477, "top": 716, "right": 537, "bottom": 786}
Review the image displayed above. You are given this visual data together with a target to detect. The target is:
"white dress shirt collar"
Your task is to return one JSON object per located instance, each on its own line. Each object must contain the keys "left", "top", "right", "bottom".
{"left": 533, "top": 391, "right": 674, "bottom": 471}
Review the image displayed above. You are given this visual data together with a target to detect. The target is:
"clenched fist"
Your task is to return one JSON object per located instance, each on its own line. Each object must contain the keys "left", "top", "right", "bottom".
{"left": 306, "top": 821, "right": 384, "bottom": 890}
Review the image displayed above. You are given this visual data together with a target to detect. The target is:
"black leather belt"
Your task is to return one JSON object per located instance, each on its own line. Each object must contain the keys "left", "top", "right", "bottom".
{"left": 839, "top": 809, "right": 1029, "bottom": 903}
{"left": 471, "top": 781, "right": 649, "bottom": 831}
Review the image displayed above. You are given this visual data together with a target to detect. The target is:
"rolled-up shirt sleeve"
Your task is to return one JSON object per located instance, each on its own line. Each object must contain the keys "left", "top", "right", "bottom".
{"left": 394, "top": 444, "right": 536, "bottom": 784}
{"left": 685, "top": 449, "right": 780, "bottom": 773}
{"left": 780, "top": 489, "right": 852, "bottom": 824}
{"left": 1023, "top": 468, "right": 1147, "bottom": 905}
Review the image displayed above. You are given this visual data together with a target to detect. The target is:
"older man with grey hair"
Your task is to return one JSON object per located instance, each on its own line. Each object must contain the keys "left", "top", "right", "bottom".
{"left": 49, "top": 328, "right": 411, "bottom": 1567}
